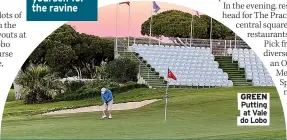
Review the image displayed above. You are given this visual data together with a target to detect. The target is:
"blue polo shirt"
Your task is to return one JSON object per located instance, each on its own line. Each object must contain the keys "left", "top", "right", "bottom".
{"left": 101, "top": 90, "right": 113, "bottom": 103}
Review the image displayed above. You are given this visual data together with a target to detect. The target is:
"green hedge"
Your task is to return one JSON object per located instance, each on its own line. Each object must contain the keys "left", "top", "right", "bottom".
{"left": 63, "top": 80, "right": 86, "bottom": 92}
{"left": 55, "top": 80, "right": 147, "bottom": 101}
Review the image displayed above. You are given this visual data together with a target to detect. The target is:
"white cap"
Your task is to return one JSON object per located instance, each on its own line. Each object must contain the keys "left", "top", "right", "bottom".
{"left": 101, "top": 88, "right": 106, "bottom": 94}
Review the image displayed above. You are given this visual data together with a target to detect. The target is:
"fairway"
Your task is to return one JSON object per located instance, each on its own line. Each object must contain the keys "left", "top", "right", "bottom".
{"left": 1, "top": 87, "right": 285, "bottom": 138}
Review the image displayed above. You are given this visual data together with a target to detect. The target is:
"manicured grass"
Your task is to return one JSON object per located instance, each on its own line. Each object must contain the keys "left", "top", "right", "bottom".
{"left": 5, "top": 89, "right": 15, "bottom": 102}
{"left": 3, "top": 88, "right": 164, "bottom": 118}
{"left": 1, "top": 87, "right": 285, "bottom": 139}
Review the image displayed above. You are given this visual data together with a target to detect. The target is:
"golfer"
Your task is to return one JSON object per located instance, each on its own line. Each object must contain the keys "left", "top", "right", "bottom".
{"left": 101, "top": 88, "right": 113, "bottom": 119}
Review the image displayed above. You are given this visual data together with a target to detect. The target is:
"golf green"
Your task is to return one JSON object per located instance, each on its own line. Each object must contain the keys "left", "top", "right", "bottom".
{"left": 1, "top": 87, "right": 285, "bottom": 139}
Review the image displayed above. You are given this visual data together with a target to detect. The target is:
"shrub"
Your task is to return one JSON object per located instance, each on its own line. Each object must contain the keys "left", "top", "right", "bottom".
{"left": 56, "top": 88, "right": 96, "bottom": 101}
{"left": 24, "top": 88, "right": 53, "bottom": 104}
{"left": 16, "top": 64, "right": 61, "bottom": 104}
{"left": 106, "top": 58, "right": 138, "bottom": 83}
{"left": 63, "top": 80, "right": 86, "bottom": 92}
{"left": 55, "top": 80, "right": 147, "bottom": 101}
{"left": 110, "top": 82, "right": 147, "bottom": 94}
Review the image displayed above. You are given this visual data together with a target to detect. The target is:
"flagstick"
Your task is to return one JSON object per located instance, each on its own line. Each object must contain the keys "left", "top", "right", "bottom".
{"left": 149, "top": 2, "right": 153, "bottom": 46}
{"left": 115, "top": 4, "right": 119, "bottom": 58}
{"left": 164, "top": 77, "right": 169, "bottom": 124}
{"left": 210, "top": 17, "right": 213, "bottom": 52}
{"left": 128, "top": 4, "right": 131, "bottom": 48}
{"left": 190, "top": 15, "right": 193, "bottom": 47}
{"left": 193, "top": 18, "right": 195, "bottom": 37}
{"left": 234, "top": 33, "right": 237, "bottom": 49}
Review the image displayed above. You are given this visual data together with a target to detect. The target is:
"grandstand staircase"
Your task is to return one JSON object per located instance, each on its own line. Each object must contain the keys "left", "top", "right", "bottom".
{"left": 215, "top": 56, "right": 252, "bottom": 86}
{"left": 118, "top": 52, "right": 167, "bottom": 88}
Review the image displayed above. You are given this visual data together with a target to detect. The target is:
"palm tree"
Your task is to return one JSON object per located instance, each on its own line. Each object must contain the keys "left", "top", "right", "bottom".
{"left": 16, "top": 64, "right": 61, "bottom": 104}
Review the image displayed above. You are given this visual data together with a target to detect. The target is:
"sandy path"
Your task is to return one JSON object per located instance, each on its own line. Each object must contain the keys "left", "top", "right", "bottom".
{"left": 42, "top": 99, "right": 161, "bottom": 115}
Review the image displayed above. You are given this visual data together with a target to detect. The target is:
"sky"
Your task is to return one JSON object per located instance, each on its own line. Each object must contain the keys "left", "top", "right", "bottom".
{"left": 67, "top": 1, "right": 198, "bottom": 38}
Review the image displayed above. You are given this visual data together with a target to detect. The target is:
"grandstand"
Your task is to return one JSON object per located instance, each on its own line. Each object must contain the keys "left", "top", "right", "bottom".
{"left": 133, "top": 44, "right": 232, "bottom": 87}
{"left": 117, "top": 38, "right": 275, "bottom": 88}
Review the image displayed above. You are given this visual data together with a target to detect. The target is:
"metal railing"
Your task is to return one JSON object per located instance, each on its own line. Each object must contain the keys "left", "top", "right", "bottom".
{"left": 114, "top": 37, "right": 250, "bottom": 57}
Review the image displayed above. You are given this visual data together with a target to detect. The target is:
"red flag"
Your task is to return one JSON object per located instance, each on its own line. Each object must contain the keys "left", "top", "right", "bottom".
{"left": 168, "top": 69, "right": 177, "bottom": 80}
{"left": 119, "top": 1, "right": 130, "bottom": 6}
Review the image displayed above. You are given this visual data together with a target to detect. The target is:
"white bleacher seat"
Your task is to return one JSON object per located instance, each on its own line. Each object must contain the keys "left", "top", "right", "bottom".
{"left": 232, "top": 48, "right": 274, "bottom": 87}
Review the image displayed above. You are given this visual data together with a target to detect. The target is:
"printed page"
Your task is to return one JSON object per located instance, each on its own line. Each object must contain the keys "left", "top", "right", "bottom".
{"left": 0, "top": 0, "right": 286, "bottom": 139}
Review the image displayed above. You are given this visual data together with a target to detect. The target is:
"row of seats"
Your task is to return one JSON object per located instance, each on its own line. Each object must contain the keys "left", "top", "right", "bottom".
{"left": 135, "top": 44, "right": 210, "bottom": 50}
{"left": 253, "top": 81, "right": 274, "bottom": 86}
{"left": 169, "top": 80, "right": 233, "bottom": 87}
